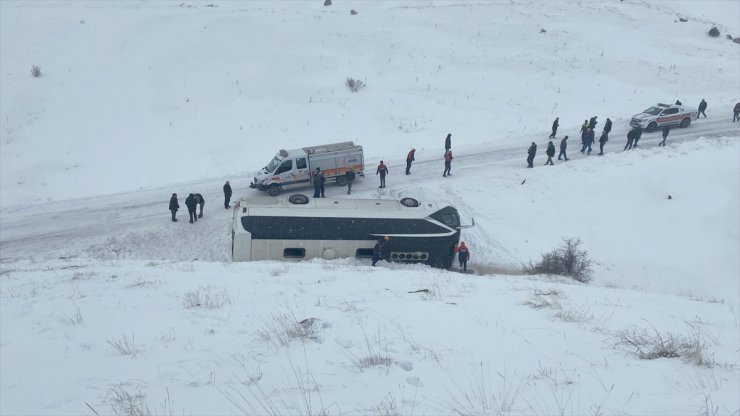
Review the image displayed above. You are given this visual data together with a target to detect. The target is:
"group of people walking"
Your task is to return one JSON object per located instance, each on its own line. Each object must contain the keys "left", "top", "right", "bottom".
{"left": 169, "top": 181, "right": 232, "bottom": 224}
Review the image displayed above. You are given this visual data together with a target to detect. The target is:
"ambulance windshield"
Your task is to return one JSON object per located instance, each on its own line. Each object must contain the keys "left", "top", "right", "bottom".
{"left": 264, "top": 155, "right": 282, "bottom": 173}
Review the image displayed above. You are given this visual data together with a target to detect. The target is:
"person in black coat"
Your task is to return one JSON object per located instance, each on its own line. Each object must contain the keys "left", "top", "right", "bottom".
{"left": 588, "top": 116, "right": 598, "bottom": 130}
{"left": 527, "top": 142, "right": 537, "bottom": 168}
{"left": 313, "top": 168, "right": 325, "bottom": 197}
{"left": 169, "top": 193, "right": 179, "bottom": 222}
{"left": 697, "top": 99, "right": 707, "bottom": 118}
{"left": 545, "top": 141, "right": 555, "bottom": 165}
{"left": 346, "top": 170, "right": 355, "bottom": 194}
{"left": 194, "top": 193, "right": 205, "bottom": 218}
{"left": 444, "top": 133, "right": 452, "bottom": 152}
{"left": 633, "top": 126, "right": 643, "bottom": 148}
{"left": 223, "top": 181, "right": 232, "bottom": 209}
{"left": 549, "top": 117, "right": 559, "bottom": 139}
{"left": 372, "top": 236, "right": 389, "bottom": 266}
{"left": 659, "top": 126, "right": 670, "bottom": 146}
{"left": 581, "top": 128, "right": 595, "bottom": 155}
{"left": 185, "top": 193, "right": 198, "bottom": 223}
{"left": 625, "top": 126, "right": 641, "bottom": 150}
{"left": 604, "top": 118, "right": 612, "bottom": 134}
{"left": 558, "top": 136, "right": 569, "bottom": 161}
{"left": 598, "top": 131, "right": 608, "bottom": 155}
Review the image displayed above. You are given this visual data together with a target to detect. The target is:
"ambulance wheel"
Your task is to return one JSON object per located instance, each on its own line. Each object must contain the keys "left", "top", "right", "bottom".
{"left": 336, "top": 176, "right": 348, "bottom": 186}
{"left": 680, "top": 117, "right": 691, "bottom": 128}
{"left": 400, "top": 197, "right": 420, "bottom": 207}
{"left": 288, "top": 194, "right": 309, "bottom": 204}
{"left": 646, "top": 122, "right": 657, "bottom": 133}
{"left": 267, "top": 185, "right": 282, "bottom": 197}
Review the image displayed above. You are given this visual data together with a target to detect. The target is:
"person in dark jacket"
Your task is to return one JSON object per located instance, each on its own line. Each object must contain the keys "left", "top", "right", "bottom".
{"left": 632, "top": 126, "right": 643, "bottom": 148}
{"left": 376, "top": 161, "right": 388, "bottom": 188}
{"left": 734, "top": 103, "right": 740, "bottom": 122}
{"left": 697, "top": 99, "right": 707, "bottom": 118}
{"left": 598, "top": 131, "right": 608, "bottom": 155}
{"left": 527, "top": 142, "right": 537, "bottom": 168}
{"left": 581, "top": 128, "right": 595, "bottom": 155}
{"left": 194, "top": 193, "right": 205, "bottom": 218}
{"left": 580, "top": 120, "right": 588, "bottom": 133}
{"left": 675, "top": 100, "right": 682, "bottom": 105}
{"left": 558, "top": 136, "right": 569, "bottom": 161}
{"left": 453, "top": 242, "right": 471, "bottom": 273}
{"left": 625, "top": 126, "right": 640, "bottom": 150}
{"left": 372, "top": 236, "right": 389, "bottom": 266}
{"left": 659, "top": 126, "right": 670, "bottom": 146}
{"left": 604, "top": 118, "right": 612, "bottom": 134}
{"left": 549, "top": 117, "right": 559, "bottom": 139}
{"left": 443, "top": 150, "right": 453, "bottom": 177}
{"left": 444, "top": 133, "right": 452, "bottom": 152}
{"left": 405, "top": 148, "right": 416, "bottom": 175}
{"left": 345, "top": 170, "right": 355, "bottom": 194}
{"left": 185, "top": 193, "right": 198, "bottom": 223}
{"left": 545, "top": 141, "right": 555, "bottom": 165}
{"left": 169, "top": 193, "right": 179, "bottom": 222}
{"left": 313, "top": 168, "right": 325, "bottom": 197}
{"left": 223, "top": 181, "right": 232, "bottom": 209}
{"left": 588, "top": 116, "right": 598, "bottom": 130}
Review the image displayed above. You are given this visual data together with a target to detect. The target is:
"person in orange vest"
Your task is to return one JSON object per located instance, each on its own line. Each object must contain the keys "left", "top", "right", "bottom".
{"left": 376, "top": 161, "right": 389, "bottom": 188}
{"left": 453, "top": 241, "right": 470, "bottom": 273}
{"left": 405, "top": 148, "right": 416, "bottom": 175}
{"left": 443, "top": 150, "right": 453, "bottom": 177}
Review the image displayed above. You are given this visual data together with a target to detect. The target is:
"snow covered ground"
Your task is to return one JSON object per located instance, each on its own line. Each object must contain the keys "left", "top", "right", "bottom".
{"left": 1, "top": 1, "right": 739, "bottom": 415}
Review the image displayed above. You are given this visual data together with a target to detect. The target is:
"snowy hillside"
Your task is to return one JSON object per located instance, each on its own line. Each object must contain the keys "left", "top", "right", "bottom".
{"left": 1, "top": 1, "right": 739, "bottom": 415}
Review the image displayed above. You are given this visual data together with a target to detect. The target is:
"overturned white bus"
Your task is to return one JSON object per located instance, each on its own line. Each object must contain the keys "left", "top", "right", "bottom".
{"left": 231, "top": 195, "right": 463, "bottom": 268}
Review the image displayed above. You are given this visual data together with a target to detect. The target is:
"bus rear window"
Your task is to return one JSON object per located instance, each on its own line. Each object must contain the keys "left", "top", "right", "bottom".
{"left": 283, "top": 248, "right": 306, "bottom": 258}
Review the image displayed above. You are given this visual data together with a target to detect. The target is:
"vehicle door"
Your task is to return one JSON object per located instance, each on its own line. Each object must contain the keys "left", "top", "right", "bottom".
{"left": 273, "top": 159, "right": 294, "bottom": 185}
{"left": 657, "top": 108, "right": 679, "bottom": 125}
{"left": 293, "top": 157, "right": 310, "bottom": 186}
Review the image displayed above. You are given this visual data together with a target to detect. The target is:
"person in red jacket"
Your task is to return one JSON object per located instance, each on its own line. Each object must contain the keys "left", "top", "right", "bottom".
{"left": 443, "top": 150, "right": 453, "bottom": 177}
{"left": 405, "top": 148, "right": 416, "bottom": 175}
{"left": 453, "top": 241, "right": 470, "bottom": 273}
{"left": 376, "top": 161, "right": 389, "bottom": 188}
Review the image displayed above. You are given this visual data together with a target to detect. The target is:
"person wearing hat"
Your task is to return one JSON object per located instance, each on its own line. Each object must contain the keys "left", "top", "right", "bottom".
{"left": 527, "top": 142, "right": 537, "bottom": 168}
{"left": 453, "top": 241, "right": 471, "bottom": 273}
{"left": 185, "top": 193, "right": 198, "bottom": 224}
{"left": 405, "top": 148, "right": 416, "bottom": 175}
{"left": 372, "top": 236, "right": 390, "bottom": 267}
{"left": 313, "top": 167, "right": 325, "bottom": 198}
{"left": 169, "top": 193, "right": 179, "bottom": 222}
{"left": 223, "top": 181, "right": 232, "bottom": 209}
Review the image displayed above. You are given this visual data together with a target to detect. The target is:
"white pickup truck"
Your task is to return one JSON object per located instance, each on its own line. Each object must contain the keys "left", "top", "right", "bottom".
{"left": 249, "top": 141, "right": 364, "bottom": 196}
{"left": 630, "top": 103, "right": 697, "bottom": 132}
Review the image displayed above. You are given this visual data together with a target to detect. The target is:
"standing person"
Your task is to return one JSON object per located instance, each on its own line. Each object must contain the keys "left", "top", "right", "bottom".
{"left": 169, "top": 193, "right": 179, "bottom": 222}
{"left": 581, "top": 128, "right": 594, "bottom": 155}
{"left": 545, "top": 140, "right": 555, "bottom": 165}
{"left": 526, "top": 142, "right": 537, "bottom": 168}
{"left": 443, "top": 150, "right": 453, "bottom": 177}
{"left": 223, "top": 181, "right": 232, "bottom": 209}
{"left": 185, "top": 193, "right": 198, "bottom": 224}
{"left": 632, "top": 125, "right": 643, "bottom": 148}
{"left": 376, "top": 161, "right": 388, "bottom": 188}
{"left": 405, "top": 148, "right": 416, "bottom": 175}
{"left": 659, "top": 126, "right": 670, "bottom": 146}
{"left": 313, "top": 168, "right": 323, "bottom": 197}
{"left": 558, "top": 136, "right": 569, "bottom": 161}
{"left": 625, "top": 127, "right": 637, "bottom": 150}
{"left": 598, "top": 130, "right": 608, "bottom": 155}
{"left": 588, "top": 116, "right": 598, "bottom": 130}
{"left": 194, "top": 193, "right": 205, "bottom": 218}
{"left": 580, "top": 120, "right": 588, "bottom": 133}
{"left": 549, "top": 117, "right": 559, "bottom": 139}
{"left": 734, "top": 103, "right": 740, "bottom": 122}
{"left": 444, "top": 133, "right": 452, "bottom": 153}
{"left": 697, "top": 99, "right": 707, "bottom": 118}
{"left": 345, "top": 170, "right": 355, "bottom": 194}
{"left": 372, "top": 236, "right": 390, "bottom": 267}
{"left": 604, "top": 118, "right": 612, "bottom": 134}
{"left": 453, "top": 242, "right": 471, "bottom": 273}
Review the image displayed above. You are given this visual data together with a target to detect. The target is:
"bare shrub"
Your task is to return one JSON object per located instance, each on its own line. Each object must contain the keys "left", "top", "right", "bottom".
{"left": 107, "top": 333, "right": 141, "bottom": 358}
{"left": 346, "top": 77, "right": 365, "bottom": 92}
{"left": 30, "top": 65, "right": 42, "bottom": 78}
{"left": 257, "top": 310, "right": 322, "bottom": 347}
{"left": 182, "top": 286, "right": 230, "bottom": 308}
{"left": 522, "top": 288, "right": 562, "bottom": 310}
{"left": 611, "top": 325, "right": 714, "bottom": 367}
{"left": 523, "top": 238, "right": 593, "bottom": 283}
{"left": 61, "top": 303, "right": 84, "bottom": 326}
{"left": 446, "top": 364, "right": 523, "bottom": 415}
{"left": 91, "top": 384, "right": 175, "bottom": 416}
{"left": 708, "top": 27, "right": 720, "bottom": 37}
{"left": 553, "top": 307, "right": 593, "bottom": 324}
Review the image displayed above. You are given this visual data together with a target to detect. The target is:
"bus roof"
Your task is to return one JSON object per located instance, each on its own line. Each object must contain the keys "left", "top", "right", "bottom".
{"left": 237, "top": 197, "right": 447, "bottom": 219}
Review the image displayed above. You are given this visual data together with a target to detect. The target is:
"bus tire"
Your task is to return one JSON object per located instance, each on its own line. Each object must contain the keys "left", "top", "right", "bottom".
{"left": 267, "top": 185, "right": 282, "bottom": 197}
{"left": 288, "top": 194, "right": 310, "bottom": 204}
{"left": 400, "top": 197, "right": 420, "bottom": 207}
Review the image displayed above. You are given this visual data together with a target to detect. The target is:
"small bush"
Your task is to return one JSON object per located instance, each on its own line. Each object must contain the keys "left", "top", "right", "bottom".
{"left": 708, "top": 27, "right": 720, "bottom": 37}
{"left": 107, "top": 334, "right": 141, "bottom": 358}
{"left": 346, "top": 77, "right": 365, "bottom": 92}
{"left": 523, "top": 238, "right": 593, "bottom": 283}
{"left": 182, "top": 286, "right": 230, "bottom": 308}
{"left": 30, "top": 65, "right": 42, "bottom": 78}
{"left": 258, "top": 311, "right": 322, "bottom": 346}
{"left": 612, "top": 326, "right": 713, "bottom": 366}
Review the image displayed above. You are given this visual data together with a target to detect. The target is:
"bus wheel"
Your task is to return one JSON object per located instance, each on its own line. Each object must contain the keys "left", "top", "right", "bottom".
{"left": 336, "top": 176, "right": 348, "bottom": 186}
{"left": 267, "top": 185, "right": 282, "bottom": 197}
{"left": 400, "top": 197, "right": 420, "bottom": 207}
{"left": 288, "top": 194, "right": 310, "bottom": 204}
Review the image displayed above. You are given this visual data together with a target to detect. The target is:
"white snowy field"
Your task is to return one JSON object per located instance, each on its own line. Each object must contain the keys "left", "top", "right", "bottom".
{"left": 1, "top": 1, "right": 739, "bottom": 415}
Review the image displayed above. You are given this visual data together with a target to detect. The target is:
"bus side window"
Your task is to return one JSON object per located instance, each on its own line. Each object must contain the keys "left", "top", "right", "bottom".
{"left": 283, "top": 248, "right": 305, "bottom": 258}
{"left": 296, "top": 158, "right": 307, "bottom": 169}
{"left": 356, "top": 248, "right": 374, "bottom": 258}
